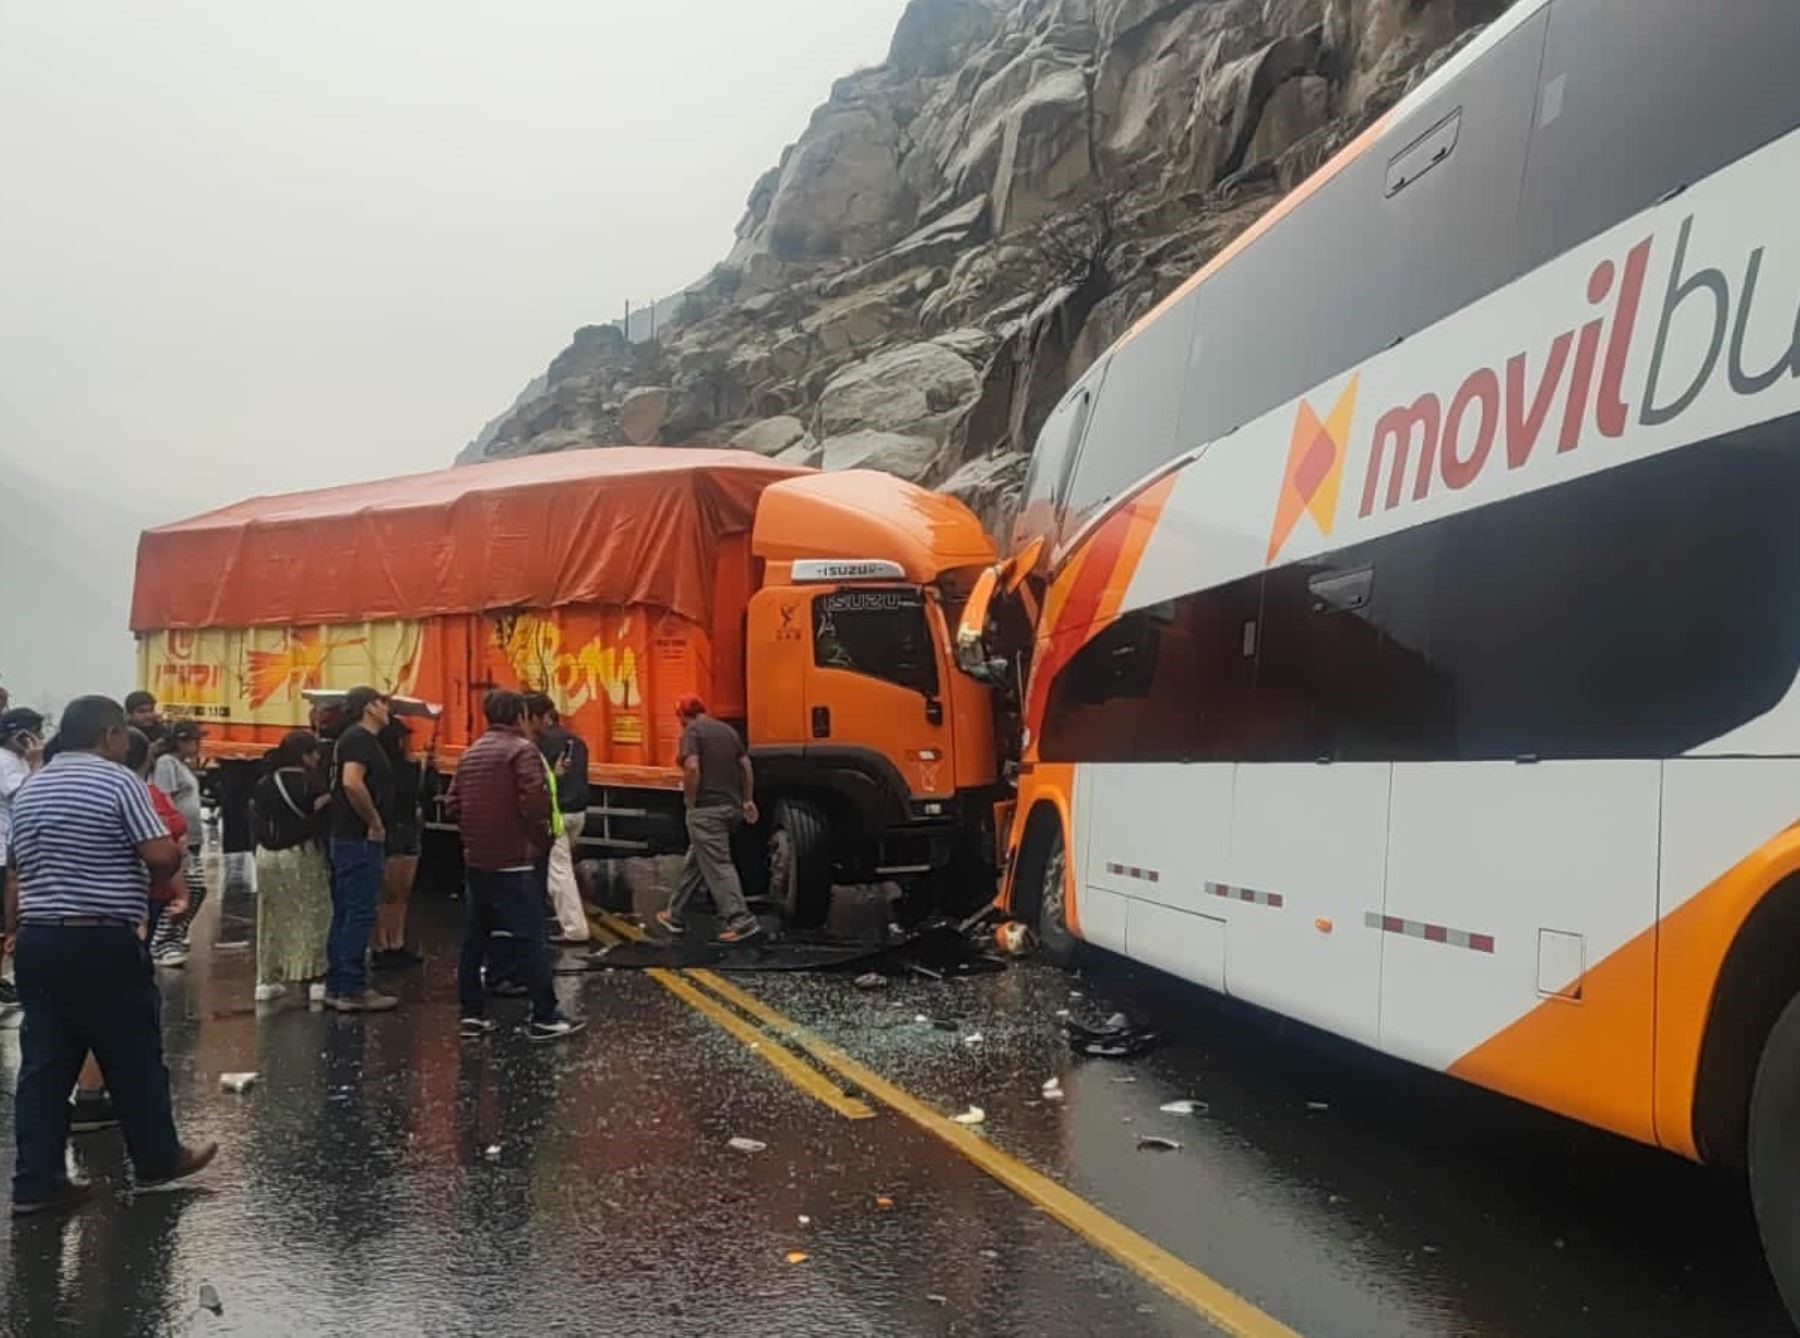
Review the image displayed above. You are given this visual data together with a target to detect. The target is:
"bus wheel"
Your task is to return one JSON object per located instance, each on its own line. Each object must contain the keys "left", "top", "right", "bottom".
{"left": 1037, "top": 830, "right": 1079, "bottom": 970}
{"left": 768, "top": 798, "right": 832, "bottom": 930}
{"left": 1749, "top": 989, "right": 1800, "bottom": 1326}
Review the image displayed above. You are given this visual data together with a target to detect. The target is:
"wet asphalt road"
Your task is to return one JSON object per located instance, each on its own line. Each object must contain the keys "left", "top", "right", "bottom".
{"left": 1, "top": 858, "right": 1793, "bottom": 1336}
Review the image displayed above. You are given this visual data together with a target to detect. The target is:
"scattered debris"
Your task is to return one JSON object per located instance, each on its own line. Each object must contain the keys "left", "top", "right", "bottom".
{"left": 914, "top": 1014, "right": 930, "bottom": 1024}
{"left": 979, "top": 1249, "right": 999, "bottom": 1261}
{"left": 1109, "top": 1075, "right": 1137, "bottom": 1084}
{"left": 1041, "top": 1077, "right": 1063, "bottom": 1101}
{"left": 951, "top": 1106, "right": 986, "bottom": 1126}
{"left": 932, "top": 1019, "right": 961, "bottom": 1033}
{"left": 1064, "top": 1012, "right": 1161, "bottom": 1059}
{"left": 483, "top": 1145, "right": 501, "bottom": 1161}
{"left": 853, "top": 972, "right": 888, "bottom": 990}
{"left": 1422, "top": 1244, "right": 1442, "bottom": 1255}
{"left": 875, "top": 1195, "right": 895, "bottom": 1209}
{"left": 1328, "top": 1194, "right": 1348, "bottom": 1205}
{"left": 219, "top": 1072, "right": 259, "bottom": 1093}
{"left": 909, "top": 963, "right": 946, "bottom": 982}
{"left": 798, "top": 1215, "right": 812, "bottom": 1227}
{"left": 1159, "top": 1100, "right": 1209, "bottom": 1116}
{"left": 728, "top": 1137, "right": 768, "bottom": 1153}
{"left": 1053, "top": 1008, "right": 1071, "bottom": 1020}
{"left": 992, "top": 921, "right": 1036, "bottom": 956}
{"left": 787, "top": 1251, "right": 811, "bottom": 1265}
{"left": 963, "top": 1032, "right": 984, "bottom": 1046}
{"left": 927, "top": 1293, "right": 949, "bottom": 1306}
{"left": 1306, "top": 1101, "right": 1331, "bottom": 1112}
{"left": 198, "top": 1284, "right": 222, "bottom": 1316}
{"left": 1136, "top": 1135, "right": 1183, "bottom": 1153}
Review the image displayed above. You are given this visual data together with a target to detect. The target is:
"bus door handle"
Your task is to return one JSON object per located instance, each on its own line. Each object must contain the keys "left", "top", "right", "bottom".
{"left": 925, "top": 697, "right": 944, "bottom": 727}
{"left": 811, "top": 706, "right": 832, "bottom": 739}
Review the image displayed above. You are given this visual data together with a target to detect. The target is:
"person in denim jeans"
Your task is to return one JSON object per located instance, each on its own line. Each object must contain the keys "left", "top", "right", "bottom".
{"left": 447, "top": 690, "right": 584, "bottom": 1043}
{"left": 323, "top": 687, "right": 398, "bottom": 1013}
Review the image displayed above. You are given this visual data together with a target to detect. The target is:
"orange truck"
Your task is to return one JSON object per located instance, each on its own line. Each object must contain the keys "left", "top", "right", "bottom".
{"left": 131, "top": 448, "right": 1004, "bottom": 924}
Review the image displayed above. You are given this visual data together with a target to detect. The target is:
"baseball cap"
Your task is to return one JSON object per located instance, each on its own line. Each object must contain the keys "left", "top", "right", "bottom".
{"left": 170, "top": 719, "right": 207, "bottom": 743}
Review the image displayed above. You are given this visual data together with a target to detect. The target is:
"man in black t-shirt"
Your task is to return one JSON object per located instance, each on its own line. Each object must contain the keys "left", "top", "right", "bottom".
{"left": 323, "top": 687, "right": 398, "bottom": 1012}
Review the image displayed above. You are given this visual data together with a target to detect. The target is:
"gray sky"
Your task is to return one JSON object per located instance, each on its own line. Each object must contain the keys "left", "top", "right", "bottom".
{"left": 0, "top": 0, "right": 909, "bottom": 710}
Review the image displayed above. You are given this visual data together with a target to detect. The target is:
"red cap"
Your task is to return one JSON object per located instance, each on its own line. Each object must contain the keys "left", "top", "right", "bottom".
{"left": 675, "top": 694, "right": 707, "bottom": 719}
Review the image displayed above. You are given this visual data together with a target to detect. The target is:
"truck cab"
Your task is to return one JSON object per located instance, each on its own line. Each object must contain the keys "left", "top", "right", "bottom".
{"left": 743, "top": 472, "right": 1002, "bottom": 925}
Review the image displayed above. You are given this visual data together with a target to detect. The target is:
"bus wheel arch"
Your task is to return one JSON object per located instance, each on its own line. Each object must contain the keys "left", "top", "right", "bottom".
{"left": 1692, "top": 871, "right": 1800, "bottom": 1169}
{"left": 1012, "top": 802, "right": 1077, "bottom": 968}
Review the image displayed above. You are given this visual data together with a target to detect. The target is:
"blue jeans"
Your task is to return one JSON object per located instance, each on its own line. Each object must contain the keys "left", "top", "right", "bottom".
{"left": 327, "top": 838, "right": 385, "bottom": 997}
{"left": 12, "top": 925, "right": 182, "bottom": 1202}
{"left": 458, "top": 868, "right": 561, "bottom": 1025}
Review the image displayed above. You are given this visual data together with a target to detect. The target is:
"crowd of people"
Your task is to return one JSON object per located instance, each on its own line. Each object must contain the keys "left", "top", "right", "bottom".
{"left": 0, "top": 675, "right": 764, "bottom": 1217}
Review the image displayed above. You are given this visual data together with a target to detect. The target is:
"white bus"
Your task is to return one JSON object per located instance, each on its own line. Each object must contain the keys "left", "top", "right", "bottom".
{"left": 962, "top": 0, "right": 1800, "bottom": 1318}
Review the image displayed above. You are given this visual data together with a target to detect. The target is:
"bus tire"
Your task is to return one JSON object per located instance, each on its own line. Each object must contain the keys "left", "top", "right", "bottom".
{"left": 1036, "top": 829, "right": 1079, "bottom": 970}
{"left": 1749, "top": 989, "right": 1800, "bottom": 1326}
{"left": 768, "top": 798, "right": 832, "bottom": 930}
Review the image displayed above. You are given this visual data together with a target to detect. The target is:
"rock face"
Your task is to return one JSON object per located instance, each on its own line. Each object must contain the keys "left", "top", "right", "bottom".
{"left": 462, "top": 0, "right": 1506, "bottom": 541}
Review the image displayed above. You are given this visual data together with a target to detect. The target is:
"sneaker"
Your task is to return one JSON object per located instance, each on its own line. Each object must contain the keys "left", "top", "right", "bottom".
{"left": 11, "top": 1178, "right": 94, "bottom": 1218}
{"left": 136, "top": 1142, "right": 219, "bottom": 1195}
{"left": 68, "top": 1094, "right": 119, "bottom": 1135}
{"left": 654, "top": 910, "right": 687, "bottom": 937}
{"left": 459, "top": 1017, "right": 498, "bottom": 1038}
{"left": 527, "top": 1017, "right": 588, "bottom": 1044}
{"left": 307, "top": 982, "right": 328, "bottom": 1004}
{"left": 715, "top": 919, "right": 765, "bottom": 946}
{"left": 253, "top": 983, "right": 287, "bottom": 1003}
{"left": 325, "top": 989, "right": 399, "bottom": 1013}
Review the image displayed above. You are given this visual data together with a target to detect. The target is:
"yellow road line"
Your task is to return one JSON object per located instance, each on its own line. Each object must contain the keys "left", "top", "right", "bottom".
{"left": 662, "top": 940, "right": 1296, "bottom": 1338}
{"left": 585, "top": 911, "right": 873, "bottom": 1122}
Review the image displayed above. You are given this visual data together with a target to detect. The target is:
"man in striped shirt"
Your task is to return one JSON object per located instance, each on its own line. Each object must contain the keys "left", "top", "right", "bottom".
{"left": 6, "top": 696, "right": 217, "bottom": 1216}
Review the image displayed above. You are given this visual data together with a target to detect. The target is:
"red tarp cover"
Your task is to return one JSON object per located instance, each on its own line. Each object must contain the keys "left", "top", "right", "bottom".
{"left": 131, "top": 449, "right": 812, "bottom": 632}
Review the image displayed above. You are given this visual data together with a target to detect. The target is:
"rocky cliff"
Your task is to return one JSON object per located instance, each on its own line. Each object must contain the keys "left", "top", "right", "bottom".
{"left": 460, "top": 0, "right": 1509, "bottom": 538}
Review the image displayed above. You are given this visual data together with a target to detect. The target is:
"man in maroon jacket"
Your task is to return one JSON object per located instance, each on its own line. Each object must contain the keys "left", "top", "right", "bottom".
{"left": 446, "top": 690, "right": 585, "bottom": 1043}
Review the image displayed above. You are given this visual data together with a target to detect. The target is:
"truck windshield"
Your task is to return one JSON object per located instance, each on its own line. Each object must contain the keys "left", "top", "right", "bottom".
{"left": 813, "top": 588, "right": 940, "bottom": 697}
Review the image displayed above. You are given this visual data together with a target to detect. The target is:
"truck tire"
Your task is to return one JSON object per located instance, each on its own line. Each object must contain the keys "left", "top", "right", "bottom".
{"left": 1749, "top": 989, "right": 1800, "bottom": 1327}
{"left": 768, "top": 798, "right": 833, "bottom": 930}
{"left": 1036, "top": 829, "right": 1079, "bottom": 970}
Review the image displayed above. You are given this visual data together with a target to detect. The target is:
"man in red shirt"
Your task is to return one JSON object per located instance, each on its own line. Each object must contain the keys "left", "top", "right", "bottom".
{"left": 446, "top": 690, "right": 585, "bottom": 1043}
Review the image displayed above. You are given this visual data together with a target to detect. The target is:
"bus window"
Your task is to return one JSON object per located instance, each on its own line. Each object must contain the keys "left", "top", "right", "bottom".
{"left": 1039, "top": 580, "right": 1261, "bottom": 764}
{"left": 1014, "top": 380, "right": 1098, "bottom": 554}
{"left": 1518, "top": 0, "right": 1800, "bottom": 272}
{"left": 813, "top": 589, "right": 940, "bottom": 698}
{"left": 1060, "top": 294, "right": 1198, "bottom": 544}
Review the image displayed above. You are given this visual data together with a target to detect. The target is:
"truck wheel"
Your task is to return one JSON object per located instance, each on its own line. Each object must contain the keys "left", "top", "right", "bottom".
{"left": 768, "top": 798, "right": 832, "bottom": 930}
{"left": 1749, "top": 990, "right": 1800, "bottom": 1326}
{"left": 1036, "top": 829, "right": 1079, "bottom": 969}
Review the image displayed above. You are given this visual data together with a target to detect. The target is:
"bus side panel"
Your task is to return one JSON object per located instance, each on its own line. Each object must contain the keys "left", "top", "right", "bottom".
{"left": 1388, "top": 760, "right": 1662, "bottom": 1145}
{"left": 1227, "top": 764, "right": 1389, "bottom": 1048}
{"left": 1083, "top": 762, "right": 1230, "bottom": 967}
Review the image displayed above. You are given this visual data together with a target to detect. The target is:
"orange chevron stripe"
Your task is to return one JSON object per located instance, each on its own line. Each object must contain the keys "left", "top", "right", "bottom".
{"left": 1450, "top": 821, "right": 1800, "bottom": 1160}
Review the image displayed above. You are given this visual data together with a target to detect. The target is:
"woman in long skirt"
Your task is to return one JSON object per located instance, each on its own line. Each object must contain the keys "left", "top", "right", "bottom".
{"left": 251, "top": 730, "right": 333, "bottom": 1002}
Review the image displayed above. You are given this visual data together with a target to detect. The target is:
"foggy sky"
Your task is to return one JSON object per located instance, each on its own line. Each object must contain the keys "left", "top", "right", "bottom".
{"left": 0, "top": 0, "right": 909, "bottom": 710}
